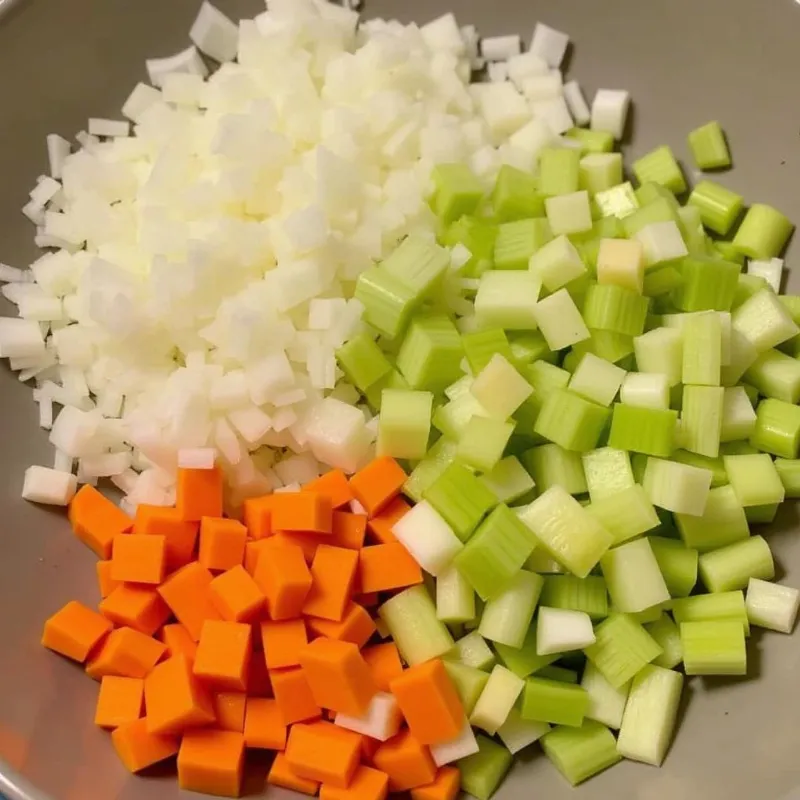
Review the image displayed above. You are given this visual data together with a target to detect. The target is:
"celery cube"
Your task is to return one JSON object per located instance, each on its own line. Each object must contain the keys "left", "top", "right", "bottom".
{"left": 480, "top": 456, "right": 535, "bottom": 504}
{"left": 596, "top": 238, "right": 644, "bottom": 294}
{"left": 687, "top": 121, "right": 730, "bottom": 170}
{"left": 492, "top": 165, "right": 546, "bottom": 222}
{"left": 721, "top": 386, "right": 757, "bottom": 443}
{"left": 381, "top": 234, "right": 450, "bottom": 297}
{"left": 541, "top": 575, "right": 609, "bottom": 620}
{"left": 529, "top": 235, "right": 587, "bottom": 292}
{"left": 582, "top": 447, "right": 634, "bottom": 501}
{"left": 479, "top": 571, "right": 544, "bottom": 648}
{"left": 594, "top": 181, "right": 639, "bottom": 220}
{"left": 545, "top": 190, "right": 593, "bottom": 236}
{"left": 443, "top": 661, "right": 490, "bottom": 715}
{"left": 541, "top": 721, "right": 622, "bottom": 786}
{"left": 494, "top": 623, "right": 558, "bottom": 678}
{"left": 403, "top": 438, "right": 458, "bottom": 502}
{"left": 522, "top": 443, "right": 587, "bottom": 495}
{"left": 458, "top": 734, "right": 513, "bottom": 800}
{"left": 583, "top": 283, "right": 649, "bottom": 337}
{"left": 497, "top": 708, "right": 550, "bottom": 754}
{"left": 355, "top": 266, "right": 417, "bottom": 339}
{"left": 600, "top": 538, "right": 670, "bottom": 613}
{"left": 587, "top": 484, "right": 660, "bottom": 545}
{"left": 446, "top": 631, "right": 496, "bottom": 671}
{"left": 681, "top": 385, "right": 724, "bottom": 458}
{"left": 607, "top": 404, "right": 678, "bottom": 457}
{"left": 336, "top": 331, "right": 392, "bottom": 393}
{"left": 745, "top": 349, "right": 800, "bottom": 404}
{"left": 377, "top": 389, "right": 432, "bottom": 460}
{"left": 732, "top": 203, "right": 794, "bottom": 260}
{"left": 579, "top": 154, "right": 624, "bottom": 196}
{"left": 433, "top": 394, "right": 487, "bottom": 440}
{"left": 648, "top": 536, "right": 698, "bottom": 598}
{"left": 534, "top": 288, "right": 590, "bottom": 351}
{"left": 437, "top": 565, "right": 476, "bottom": 624}
{"left": 751, "top": 397, "right": 800, "bottom": 458}
{"left": 674, "top": 484, "right": 749, "bottom": 552}
{"left": 680, "top": 620, "right": 746, "bottom": 675}
{"left": 643, "top": 457, "right": 712, "bottom": 516}
{"left": 470, "top": 354, "right": 533, "bottom": 419}
{"left": 534, "top": 389, "right": 610, "bottom": 452}
{"left": 723, "top": 453, "right": 785, "bottom": 506}
{"left": 566, "top": 127, "right": 615, "bottom": 153}
{"left": 620, "top": 372, "right": 670, "bottom": 409}
{"left": 581, "top": 662, "right": 630, "bottom": 729}
{"left": 365, "top": 369, "right": 411, "bottom": 412}
{"left": 699, "top": 535, "right": 775, "bottom": 593}
{"left": 774, "top": 459, "right": 800, "bottom": 498}
{"left": 568, "top": 353, "right": 626, "bottom": 407}
{"left": 634, "top": 327, "right": 682, "bottom": 387}
{"left": 733, "top": 288, "right": 799, "bottom": 353}
{"left": 632, "top": 145, "right": 686, "bottom": 194}
{"left": 539, "top": 147, "right": 581, "bottom": 196}
{"left": 431, "top": 163, "right": 485, "bottom": 224}
{"left": 509, "top": 331, "right": 554, "bottom": 364}
{"left": 681, "top": 312, "right": 722, "bottom": 386}
{"left": 688, "top": 180, "right": 743, "bottom": 236}
{"left": 462, "top": 328, "right": 514, "bottom": 374}
{"left": 676, "top": 255, "right": 740, "bottom": 312}
{"left": 645, "top": 613, "right": 685, "bottom": 669}
{"left": 474, "top": 270, "right": 541, "bottom": 330}
{"left": 457, "top": 415, "right": 515, "bottom": 473}
{"left": 745, "top": 578, "right": 800, "bottom": 634}
{"left": 442, "top": 216, "right": 498, "bottom": 277}
{"left": 495, "top": 219, "right": 545, "bottom": 270}
{"left": 470, "top": 665, "right": 525, "bottom": 735}
{"left": 521, "top": 678, "right": 588, "bottom": 727}
{"left": 396, "top": 313, "right": 463, "bottom": 393}
{"left": 634, "top": 221, "right": 688, "bottom": 267}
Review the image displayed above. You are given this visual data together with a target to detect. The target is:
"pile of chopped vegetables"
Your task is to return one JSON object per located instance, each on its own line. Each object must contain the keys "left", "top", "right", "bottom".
{"left": 6, "top": 0, "right": 800, "bottom": 797}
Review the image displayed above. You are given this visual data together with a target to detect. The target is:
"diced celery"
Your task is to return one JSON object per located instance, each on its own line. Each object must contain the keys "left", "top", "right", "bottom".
{"left": 745, "top": 503, "right": 779, "bottom": 525}
{"left": 382, "top": 234, "right": 450, "bottom": 298}
{"left": 437, "top": 565, "right": 477, "bottom": 624}
{"left": 336, "top": 331, "right": 393, "bottom": 393}
{"left": 355, "top": 266, "right": 418, "bottom": 339}
{"left": 522, "top": 443, "right": 587, "bottom": 495}
{"left": 634, "top": 220, "right": 688, "bottom": 267}
{"left": 620, "top": 372, "right": 670, "bottom": 409}
{"left": 470, "top": 665, "right": 525, "bottom": 735}
{"left": 537, "top": 607, "right": 596, "bottom": 656}
{"left": 457, "top": 415, "right": 515, "bottom": 473}
{"left": 698, "top": 535, "right": 775, "bottom": 593}
{"left": 446, "top": 630, "right": 496, "bottom": 671}
{"left": 480, "top": 456, "right": 535, "bottom": 504}
{"left": 541, "top": 576, "right": 608, "bottom": 620}
{"left": 675, "top": 484, "right": 749, "bottom": 555}
{"left": 634, "top": 327, "right": 682, "bottom": 387}
{"left": 525, "top": 360, "right": 572, "bottom": 398}
{"left": 732, "top": 203, "right": 794, "bottom": 260}
{"left": 643, "top": 457, "right": 712, "bottom": 516}
{"left": 677, "top": 256, "right": 741, "bottom": 313}
{"left": 366, "top": 368, "right": 411, "bottom": 412}
{"left": 627, "top": 605, "right": 668, "bottom": 626}
{"left": 566, "top": 127, "right": 615, "bottom": 153}
{"left": 443, "top": 661, "right": 491, "bottom": 715}
{"left": 509, "top": 331, "right": 554, "bottom": 364}
{"left": 733, "top": 273, "right": 772, "bottom": 310}
{"left": 494, "top": 623, "right": 559, "bottom": 678}
{"left": 529, "top": 235, "right": 587, "bottom": 292}
{"left": 687, "top": 180, "right": 743, "bottom": 236}
{"left": 496, "top": 708, "right": 551, "bottom": 754}
{"left": 581, "top": 447, "right": 634, "bottom": 501}
{"left": 474, "top": 270, "right": 541, "bottom": 330}
{"left": 479, "top": 570, "right": 543, "bottom": 648}
{"left": 431, "top": 163, "right": 485, "bottom": 224}
{"left": 720, "top": 386, "right": 757, "bottom": 443}
{"left": 567, "top": 353, "right": 626, "bottom": 408}
{"left": 587, "top": 485, "right": 661, "bottom": 545}
{"left": 633, "top": 146, "right": 686, "bottom": 194}
{"left": 681, "top": 312, "right": 721, "bottom": 386}
{"left": 672, "top": 591, "right": 749, "bottom": 638}
{"left": 534, "top": 389, "right": 610, "bottom": 452}
{"left": 377, "top": 389, "right": 433, "bottom": 460}
{"left": 579, "top": 153, "right": 624, "bottom": 197}
{"left": 571, "top": 329, "right": 635, "bottom": 364}
{"left": 534, "top": 288, "right": 591, "bottom": 350}
{"left": 751, "top": 397, "right": 800, "bottom": 458}
{"left": 583, "top": 282, "right": 649, "bottom": 337}
{"left": 495, "top": 219, "right": 545, "bottom": 270}
{"left": 458, "top": 734, "right": 513, "bottom": 800}
{"left": 581, "top": 661, "right": 629, "bottom": 730}
{"left": 492, "top": 165, "right": 545, "bottom": 222}
{"left": 525, "top": 549, "right": 568, "bottom": 575}
{"left": 470, "top": 354, "right": 533, "bottom": 420}
{"left": 542, "top": 721, "right": 622, "bottom": 786}
{"left": 539, "top": 147, "right": 581, "bottom": 196}
{"left": 648, "top": 536, "right": 698, "bottom": 597}
{"left": 723, "top": 453, "right": 785, "bottom": 506}
{"left": 596, "top": 238, "right": 644, "bottom": 296}
{"left": 545, "top": 190, "right": 593, "bottom": 236}
{"left": 463, "top": 328, "right": 515, "bottom": 374}
{"left": 680, "top": 620, "right": 746, "bottom": 675}
{"left": 395, "top": 313, "right": 463, "bottom": 393}
{"left": 442, "top": 216, "right": 498, "bottom": 277}
{"left": 745, "top": 578, "right": 800, "bottom": 634}
{"left": 687, "top": 121, "right": 730, "bottom": 169}
{"left": 600, "top": 539, "right": 670, "bottom": 614}
{"left": 721, "top": 328, "right": 759, "bottom": 386}
{"left": 608, "top": 404, "right": 678, "bottom": 457}
{"left": 623, "top": 197, "right": 678, "bottom": 240}
{"left": 403, "top": 438, "right": 458, "bottom": 502}
{"left": 594, "top": 182, "right": 639, "bottom": 219}
{"left": 643, "top": 265, "right": 683, "bottom": 298}
{"left": 714, "top": 240, "right": 745, "bottom": 265}
{"left": 680, "top": 385, "right": 724, "bottom": 459}
{"left": 732, "top": 288, "right": 799, "bottom": 353}
{"left": 521, "top": 677, "right": 589, "bottom": 727}
{"left": 775, "top": 458, "right": 800, "bottom": 497}
{"left": 644, "top": 613, "right": 684, "bottom": 669}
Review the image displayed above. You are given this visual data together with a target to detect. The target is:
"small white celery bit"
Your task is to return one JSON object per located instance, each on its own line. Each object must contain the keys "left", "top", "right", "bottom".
{"left": 634, "top": 221, "right": 688, "bottom": 267}
{"left": 536, "top": 607, "right": 596, "bottom": 655}
{"left": 189, "top": 1, "right": 239, "bottom": 63}
{"left": 469, "top": 665, "right": 525, "bottom": 735}
{"left": 430, "top": 717, "right": 480, "bottom": 766}
{"left": 620, "top": 372, "right": 670, "bottom": 409}
{"left": 145, "top": 45, "right": 207, "bottom": 88}
{"left": 481, "top": 35, "right": 522, "bottom": 62}
{"left": 334, "top": 692, "right": 402, "bottom": 741}
{"left": 581, "top": 661, "right": 630, "bottom": 730}
{"left": 745, "top": 578, "right": 800, "bottom": 634}
{"left": 391, "top": 500, "right": 463, "bottom": 576}
{"left": 747, "top": 257, "right": 783, "bottom": 293}
{"left": 22, "top": 465, "right": 78, "bottom": 506}
{"left": 529, "top": 22, "right": 569, "bottom": 67}
{"left": 496, "top": 708, "right": 550, "bottom": 754}
{"left": 590, "top": 89, "right": 630, "bottom": 139}
{"left": 563, "top": 80, "right": 591, "bottom": 126}
{"left": 469, "top": 354, "right": 533, "bottom": 419}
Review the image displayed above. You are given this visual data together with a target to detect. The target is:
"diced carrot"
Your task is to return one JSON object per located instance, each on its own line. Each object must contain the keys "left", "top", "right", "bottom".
{"left": 111, "top": 717, "right": 179, "bottom": 773}
{"left": 86, "top": 627, "right": 166, "bottom": 680}
{"left": 410, "top": 767, "right": 461, "bottom": 800}
{"left": 214, "top": 692, "right": 247, "bottom": 733}
{"left": 303, "top": 545, "right": 359, "bottom": 622}
{"left": 306, "top": 603, "right": 376, "bottom": 649}
{"left": 300, "top": 637, "right": 377, "bottom": 716}
{"left": 242, "top": 495, "right": 273, "bottom": 540}
{"left": 144, "top": 654, "right": 215, "bottom": 735}
{"left": 41, "top": 600, "right": 112, "bottom": 663}
{"left": 304, "top": 470, "right": 353, "bottom": 509}
{"left": 271, "top": 492, "right": 333, "bottom": 533}
{"left": 372, "top": 730, "right": 437, "bottom": 792}
{"left": 362, "top": 643, "right": 404, "bottom": 693}
{"left": 361, "top": 734, "right": 381, "bottom": 763}
{"left": 366, "top": 496, "right": 410, "bottom": 544}
{"left": 159, "top": 623, "right": 198, "bottom": 662}
{"left": 158, "top": 561, "right": 222, "bottom": 641}
{"left": 261, "top": 619, "right": 308, "bottom": 670}
{"left": 193, "top": 620, "right": 252, "bottom": 692}
{"left": 245, "top": 650, "right": 272, "bottom": 697}
{"left": 198, "top": 517, "right": 247, "bottom": 572}
{"left": 358, "top": 543, "right": 423, "bottom": 594}
{"left": 349, "top": 458, "right": 407, "bottom": 517}
{"left": 110, "top": 533, "right": 166, "bottom": 585}
{"left": 271, "top": 530, "right": 323, "bottom": 563}
{"left": 176, "top": 466, "right": 224, "bottom": 521}
{"left": 285, "top": 721, "right": 361, "bottom": 788}
{"left": 210, "top": 565, "right": 266, "bottom": 623}
{"left": 330, "top": 511, "right": 367, "bottom": 550}
{"left": 94, "top": 676, "right": 144, "bottom": 729}
{"left": 134, "top": 504, "right": 199, "bottom": 570}
{"left": 243, "top": 697, "right": 287, "bottom": 750}
{"left": 320, "top": 765, "right": 390, "bottom": 800}
{"left": 253, "top": 543, "right": 312, "bottom": 621}
{"left": 270, "top": 667, "right": 322, "bottom": 724}
{"left": 69, "top": 485, "right": 132, "bottom": 558}
{"left": 99, "top": 584, "right": 171, "bottom": 637}
{"left": 269, "top": 751, "right": 320, "bottom": 796}
{"left": 389, "top": 659, "right": 464, "bottom": 745}
{"left": 244, "top": 539, "right": 275, "bottom": 576}
{"left": 96, "top": 561, "right": 121, "bottom": 599}
{"left": 358, "top": 592, "right": 379, "bottom": 608}
{"left": 178, "top": 728, "right": 245, "bottom": 798}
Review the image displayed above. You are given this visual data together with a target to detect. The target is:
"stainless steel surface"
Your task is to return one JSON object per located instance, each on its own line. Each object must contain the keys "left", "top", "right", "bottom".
{"left": 1, "top": 1, "right": 799, "bottom": 798}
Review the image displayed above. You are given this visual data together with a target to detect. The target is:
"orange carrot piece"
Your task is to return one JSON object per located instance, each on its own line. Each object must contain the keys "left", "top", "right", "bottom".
{"left": 210, "top": 565, "right": 266, "bottom": 623}
{"left": 41, "top": 600, "right": 112, "bottom": 663}
{"left": 134, "top": 504, "right": 199, "bottom": 570}
{"left": 366, "top": 496, "right": 410, "bottom": 544}
{"left": 306, "top": 602, "right": 376, "bottom": 649}
{"left": 244, "top": 539, "right": 276, "bottom": 576}
{"left": 271, "top": 492, "right": 333, "bottom": 533}
{"left": 358, "top": 543, "right": 423, "bottom": 594}
{"left": 253, "top": 543, "right": 312, "bottom": 620}
{"left": 390, "top": 659, "right": 464, "bottom": 744}
{"left": 243, "top": 697, "right": 287, "bottom": 750}
{"left": 246, "top": 650, "right": 272, "bottom": 697}
{"left": 261, "top": 619, "right": 308, "bottom": 670}
{"left": 271, "top": 530, "right": 323, "bottom": 563}
{"left": 94, "top": 676, "right": 144, "bottom": 729}
{"left": 320, "top": 765, "right": 390, "bottom": 800}
{"left": 303, "top": 545, "right": 359, "bottom": 622}
{"left": 100, "top": 583, "right": 171, "bottom": 637}
{"left": 349, "top": 458, "right": 407, "bottom": 517}
{"left": 96, "top": 560, "right": 121, "bottom": 599}
{"left": 362, "top": 643, "right": 404, "bottom": 693}
{"left": 110, "top": 533, "right": 166, "bottom": 585}
{"left": 285, "top": 721, "right": 361, "bottom": 788}
{"left": 198, "top": 517, "right": 247, "bottom": 572}
{"left": 270, "top": 667, "right": 322, "bottom": 724}
{"left": 69, "top": 485, "right": 132, "bottom": 558}
{"left": 158, "top": 561, "right": 222, "bottom": 641}
{"left": 330, "top": 511, "right": 367, "bottom": 550}
{"left": 144, "top": 654, "right": 215, "bottom": 735}
{"left": 268, "top": 751, "right": 320, "bottom": 796}
{"left": 300, "top": 637, "right": 377, "bottom": 716}
{"left": 111, "top": 717, "right": 179, "bottom": 773}
{"left": 242, "top": 495, "right": 273, "bottom": 540}
{"left": 410, "top": 767, "right": 461, "bottom": 800}
{"left": 178, "top": 728, "right": 245, "bottom": 798}
{"left": 159, "top": 623, "right": 198, "bottom": 662}
{"left": 176, "top": 466, "right": 224, "bottom": 521}
{"left": 86, "top": 627, "right": 166, "bottom": 680}
{"left": 214, "top": 692, "right": 247, "bottom": 733}
{"left": 193, "top": 620, "right": 252, "bottom": 691}
{"left": 304, "top": 470, "right": 354, "bottom": 509}
{"left": 372, "top": 730, "right": 437, "bottom": 792}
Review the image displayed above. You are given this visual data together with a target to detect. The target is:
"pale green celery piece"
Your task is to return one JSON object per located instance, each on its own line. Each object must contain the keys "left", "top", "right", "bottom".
{"left": 581, "top": 447, "right": 634, "bottom": 502}
{"left": 581, "top": 661, "right": 630, "bottom": 729}
{"left": 379, "top": 585, "right": 454, "bottom": 666}
{"left": 642, "top": 457, "right": 712, "bottom": 516}
{"left": 634, "top": 327, "right": 683, "bottom": 386}
{"left": 446, "top": 630, "right": 496, "bottom": 670}
{"left": 571, "top": 329, "right": 635, "bottom": 364}
{"left": 745, "top": 578, "right": 800, "bottom": 634}
{"left": 723, "top": 453, "right": 785, "bottom": 506}
{"left": 355, "top": 266, "right": 418, "bottom": 339}
{"left": 672, "top": 591, "right": 750, "bottom": 636}
{"left": 566, "top": 127, "right": 615, "bottom": 153}
{"left": 525, "top": 549, "right": 568, "bottom": 574}
{"left": 721, "top": 328, "right": 759, "bottom": 387}
{"left": 593, "top": 181, "right": 639, "bottom": 219}
{"left": 779, "top": 294, "right": 800, "bottom": 323}
{"left": 479, "top": 570, "right": 544, "bottom": 648}
{"left": 677, "top": 204, "right": 708, "bottom": 255}
{"left": 529, "top": 234, "right": 587, "bottom": 292}
{"left": 441, "top": 216, "right": 499, "bottom": 278}
{"left": 687, "top": 180, "right": 743, "bottom": 236}
{"left": 474, "top": 270, "right": 541, "bottom": 330}
{"left": 534, "top": 288, "right": 591, "bottom": 351}
{"left": 721, "top": 386, "right": 757, "bottom": 443}
{"left": 623, "top": 197, "right": 678, "bottom": 239}
{"left": 676, "top": 256, "right": 741, "bottom": 314}
{"left": 336, "top": 331, "right": 393, "bottom": 393}
{"left": 680, "top": 620, "right": 746, "bottom": 675}
{"left": 633, "top": 145, "right": 687, "bottom": 194}
{"left": 541, "top": 575, "right": 609, "bottom": 620}
{"left": 751, "top": 397, "right": 800, "bottom": 458}
{"left": 583, "top": 282, "right": 649, "bottom": 337}
{"left": 775, "top": 459, "right": 800, "bottom": 497}
{"left": 732, "top": 288, "right": 799, "bottom": 353}
{"left": 745, "top": 349, "right": 800, "bottom": 405}
{"left": 587, "top": 485, "right": 661, "bottom": 546}
{"left": 733, "top": 274, "right": 772, "bottom": 311}
{"left": 444, "top": 374, "right": 474, "bottom": 402}
{"left": 382, "top": 233, "right": 451, "bottom": 297}
{"left": 377, "top": 389, "right": 433, "bottom": 460}
{"left": 457, "top": 415, "right": 515, "bottom": 473}
{"left": 579, "top": 153, "right": 624, "bottom": 196}
{"left": 643, "top": 265, "right": 683, "bottom": 298}
{"left": 533, "top": 388, "right": 610, "bottom": 453}
{"left": 433, "top": 393, "right": 488, "bottom": 441}
{"left": 443, "top": 660, "right": 491, "bottom": 715}
{"left": 539, "top": 147, "right": 581, "bottom": 196}
{"left": 714, "top": 241, "right": 746, "bottom": 265}
{"left": 607, "top": 404, "right": 678, "bottom": 457}
{"left": 431, "top": 163, "right": 485, "bottom": 224}
{"left": 545, "top": 190, "right": 593, "bottom": 236}
{"left": 522, "top": 443, "right": 587, "bottom": 495}
{"left": 494, "top": 219, "right": 546, "bottom": 270}
{"left": 698, "top": 535, "right": 775, "bottom": 593}
{"left": 525, "top": 360, "right": 572, "bottom": 398}
{"left": 644, "top": 613, "right": 684, "bottom": 669}
{"left": 600, "top": 538, "right": 670, "bottom": 614}
{"left": 680, "top": 385, "right": 724, "bottom": 459}
{"left": 732, "top": 203, "right": 794, "bottom": 260}
{"left": 518, "top": 486, "right": 613, "bottom": 579}
{"left": 508, "top": 331, "right": 554, "bottom": 364}
{"left": 681, "top": 312, "right": 722, "bottom": 386}
{"left": 480, "top": 456, "right": 535, "bottom": 504}
{"left": 491, "top": 165, "right": 545, "bottom": 222}
{"left": 520, "top": 677, "right": 589, "bottom": 727}
{"left": 395, "top": 313, "right": 463, "bottom": 393}
{"left": 463, "top": 328, "right": 515, "bottom": 374}
{"left": 648, "top": 536, "right": 698, "bottom": 596}
{"left": 719, "top": 441, "right": 760, "bottom": 456}
{"left": 403, "top": 437, "right": 458, "bottom": 502}
{"left": 436, "top": 565, "right": 477, "bottom": 624}
{"left": 626, "top": 604, "right": 668, "bottom": 625}
{"left": 745, "top": 503, "right": 779, "bottom": 525}
{"left": 687, "top": 121, "right": 731, "bottom": 169}
{"left": 365, "top": 368, "right": 411, "bottom": 412}
{"left": 567, "top": 353, "right": 626, "bottom": 407}
{"left": 494, "top": 622, "right": 559, "bottom": 678}
{"left": 616, "top": 665, "right": 683, "bottom": 766}
{"left": 470, "top": 665, "right": 526, "bottom": 735}
{"left": 497, "top": 708, "right": 551, "bottom": 754}
{"left": 470, "top": 355, "right": 533, "bottom": 422}
{"left": 458, "top": 734, "right": 513, "bottom": 800}
{"left": 542, "top": 721, "right": 622, "bottom": 787}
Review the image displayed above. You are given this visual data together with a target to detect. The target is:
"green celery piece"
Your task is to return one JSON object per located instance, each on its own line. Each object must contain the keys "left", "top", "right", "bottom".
{"left": 480, "top": 456, "right": 535, "bottom": 504}
{"left": 470, "top": 664, "right": 526, "bottom": 735}
{"left": 494, "top": 623, "right": 559, "bottom": 678}
{"left": 607, "top": 403, "right": 678, "bottom": 457}
{"left": 474, "top": 270, "right": 541, "bottom": 330}
{"left": 508, "top": 331, "right": 553, "bottom": 364}
{"left": 534, "top": 288, "right": 591, "bottom": 350}
{"left": 541, "top": 575, "right": 608, "bottom": 620}
{"left": 733, "top": 273, "right": 771, "bottom": 310}
{"left": 496, "top": 708, "right": 551, "bottom": 754}
{"left": 583, "top": 282, "right": 649, "bottom": 337}
{"left": 433, "top": 394, "right": 487, "bottom": 440}
{"left": 479, "top": 570, "right": 544, "bottom": 648}
{"left": 336, "top": 331, "right": 392, "bottom": 393}
{"left": 644, "top": 613, "right": 684, "bottom": 669}
{"left": 521, "top": 677, "right": 589, "bottom": 727}
{"left": 365, "top": 369, "right": 410, "bottom": 412}
{"left": 568, "top": 353, "right": 626, "bottom": 407}
{"left": 529, "top": 235, "right": 587, "bottom": 293}
{"left": 733, "top": 288, "right": 799, "bottom": 353}
{"left": 775, "top": 458, "right": 800, "bottom": 497}
{"left": 681, "top": 385, "right": 724, "bottom": 458}
{"left": 457, "top": 415, "right": 515, "bottom": 473}
{"left": 687, "top": 180, "right": 743, "bottom": 236}
{"left": 571, "top": 329, "right": 635, "bottom": 364}
{"left": 642, "top": 457, "right": 712, "bottom": 516}
{"left": 462, "top": 328, "right": 515, "bottom": 374}
{"left": 675, "top": 255, "right": 740, "bottom": 312}
{"left": 719, "top": 441, "right": 760, "bottom": 455}
{"left": 537, "top": 665, "right": 579, "bottom": 684}
{"left": 522, "top": 443, "right": 587, "bottom": 495}
{"left": 600, "top": 538, "right": 670, "bottom": 614}
{"left": 714, "top": 240, "right": 746, "bottom": 265}
{"left": 525, "top": 360, "right": 572, "bottom": 397}
{"left": 622, "top": 197, "right": 677, "bottom": 239}
{"left": 648, "top": 536, "right": 698, "bottom": 597}
{"left": 698, "top": 535, "right": 775, "bottom": 593}
{"left": 395, "top": 313, "right": 463, "bottom": 393}
{"left": 446, "top": 630, "right": 496, "bottom": 670}
{"left": 745, "top": 503, "right": 779, "bottom": 524}
{"left": 643, "top": 265, "right": 683, "bottom": 297}
{"left": 721, "top": 386, "right": 758, "bottom": 443}
{"left": 437, "top": 565, "right": 477, "bottom": 624}
{"left": 751, "top": 397, "right": 800, "bottom": 458}
{"left": 779, "top": 294, "right": 800, "bottom": 323}
{"left": 680, "top": 620, "right": 746, "bottom": 675}
{"left": 378, "top": 389, "right": 433, "bottom": 460}
{"left": 442, "top": 216, "right": 498, "bottom": 277}
{"left": 541, "top": 721, "right": 621, "bottom": 786}
{"left": 431, "top": 163, "right": 484, "bottom": 224}
{"left": 491, "top": 165, "right": 545, "bottom": 222}
{"left": 745, "top": 350, "right": 800, "bottom": 405}
{"left": 581, "top": 447, "right": 634, "bottom": 501}
{"left": 635, "top": 181, "right": 681, "bottom": 210}
{"left": 382, "top": 234, "right": 450, "bottom": 297}
{"left": 581, "top": 158, "right": 625, "bottom": 199}
{"left": 457, "top": 734, "right": 513, "bottom": 800}
{"left": 672, "top": 591, "right": 750, "bottom": 636}
{"left": 732, "top": 203, "right": 794, "bottom": 260}
{"left": 565, "top": 127, "right": 615, "bottom": 153}
{"left": 443, "top": 661, "right": 491, "bottom": 715}
{"left": 681, "top": 312, "right": 722, "bottom": 386}
{"left": 355, "top": 266, "right": 417, "bottom": 339}
{"left": 670, "top": 450, "right": 727, "bottom": 486}
{"left": 403, "top": 438, "right": 458, "bottom": 502}
{"left": 587, "top": 484, "right": 661, "bottom": 545}
{"left": 533, "top": 388, "right": 610, "bottom": 453}
{"left": 580, "top": 661, "right": 630, "bottom": 730}
{"left": 494, "top": 219, "right": 548, "bottom": 270}
{"left": 525, "top": 549, "right": 568, "bottom": 574}
{"left": 634, "top": 327, "right": 683, "bottom": 387}
{"left": 723, "top": 453, "right": 785, "bottom": 506}
{"left": 632, "top": 145, "right": 687, "bottom": 194}
{"left": 539, "top": 147, "right": 581, "bottom": 197}
{"left": 687, "top": 121, "right": 730, "bottom": 169}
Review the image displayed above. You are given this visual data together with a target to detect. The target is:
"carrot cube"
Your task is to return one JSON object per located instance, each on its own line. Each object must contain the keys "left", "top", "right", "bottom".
{"left": 306, "top": 602, "right": 376, "bottom": 649}
{"left": 349, "top": 457, "right": 407, "bottom": 517}
{"left": 358, "top": 543, "right": 423, "bottom": 594}
{"left": 372, "top": 730, "right": 437, "bottom": 792}
{"left": 210, "top": 565, "right": 265, "bottom": 623}
{"left": 389, "top": 659, "right": 464, "bottom": 744}
{"left": 366, "top": 496, "right": 410, "bottom": 544}
{"left": 244, "top": 539, "right": 275, "bottom": 576}
{"left": 253, "top": 543, "right": 312, "bottom": 620}
{"left": 111, "top": 717, "right": 179, "bottom": 773}
{"left": 158, "top": 561, "right": 222, "bottom": 641}
{"left": 410, "top": 766, "right": 461, "bottom": 800}
{"left": 271, "top": 530, "right": 323, "bottom": 563}
{"left": 176, "top": 466, "right": 223, "bottom": 521}
{"left": 100, "top": 584, "right": 171, "bottom": 637}
{"left": 303, "top": 545, "right": 359, "bottom": 622}
{"left": 244, "top": 697, "right": 287, "bottom": 750}
{"left": 300, "top": 638, "right": 377, "bottom": 716}
{"left": 268, "top": 751, "right": 320, "bottom": 796}
{"left": 270, "top": 667, "right": 322, "bottom": 724}
{"left": 94, "top": 676, "right": 144, "bottom": 729}
{"left": 261, "top": 619, "right": 308, "bottom": 670}
{"left": 110, "top": 533, "right": 166, "bottom": 584}
{"left": 86, "top": 627, "right": 166, "bottom": 680}
{"left": 242, "top": 495, "right": 273, "bottom": 540}
{"left": 69, "top": 485, "right": 132, "bottom": 558}
{"left": 285, "top": 721, "right": 361, "bottom": 787}
{"left": 198, "top": 517, "right": 247, "bottom": 572}
{"left": 271, "top": 491, "right": 333, "bottom": 533}
{"left": 320, "top": 765, "right": 390, "bottom": 800}
{"left": 304, "top": 470, "right": 353, "bottom": 508}
{"left": 330, "top": 511, "right": 367, "bottom": 550}
{"left": 193, "top": 620, "right": 252, "bottom": 691}
{"left": 362, "top": 643, "right": 404, "bottom": 693}
{"left": 159, "top": 623, "right": 198, "bottom": 662}
{"left": 214, "top": 692, "right": 247, "bottom": 733}
{"left": 178, "top": 728, "right": 245, "bottom": 798}
{"left": 41, "top": 600, "right": 112, "bottom": 663}
{"left": 134, "top": 504, "right": 199, "bottom": 570}
{"left": 96, "top": 560, "right": 121, "bottom": 599}
{"left": 246, "top": 650, "right": 272, "bottom": 697}
{"left": 145, "top": 654, "right": 215, "bottom": 735}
